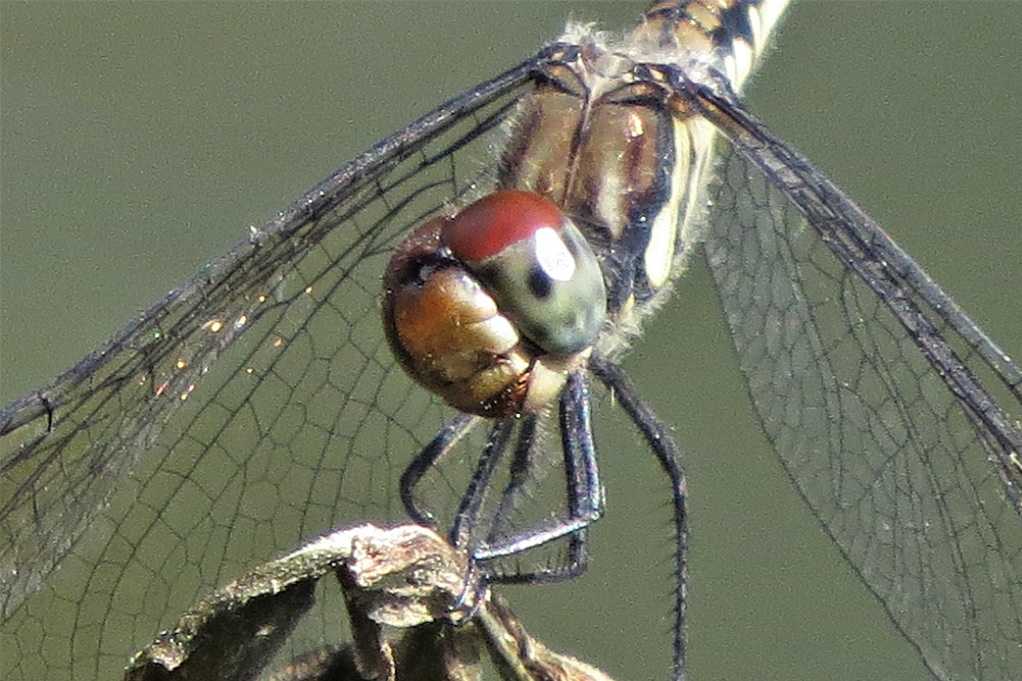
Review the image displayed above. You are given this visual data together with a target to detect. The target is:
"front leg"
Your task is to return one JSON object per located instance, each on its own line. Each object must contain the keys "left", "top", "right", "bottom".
{"left": 477, "top": 370, "right": 604, "bottom": 584}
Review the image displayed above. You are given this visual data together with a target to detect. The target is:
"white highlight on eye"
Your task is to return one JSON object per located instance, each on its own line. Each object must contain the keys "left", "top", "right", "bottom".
{"left": 534, "top": 226, "right": 576, "bottom": 281}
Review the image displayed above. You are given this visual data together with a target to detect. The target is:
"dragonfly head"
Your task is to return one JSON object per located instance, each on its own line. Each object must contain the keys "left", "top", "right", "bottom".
{"left": 382, "top": 190, "right": 605, "bottom": 416}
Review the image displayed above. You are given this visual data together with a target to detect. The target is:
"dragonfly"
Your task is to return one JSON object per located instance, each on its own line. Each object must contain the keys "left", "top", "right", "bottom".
{"left": 1, "top": 1, "right": 1021, "bottom": 678}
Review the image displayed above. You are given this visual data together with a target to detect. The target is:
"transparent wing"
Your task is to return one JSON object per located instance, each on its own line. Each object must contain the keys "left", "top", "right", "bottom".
{"left": 698, "top": 77, "right": 1022, "bottom": 680}
{"left": 0, "top": 50, "right": 557, "bottom": 681}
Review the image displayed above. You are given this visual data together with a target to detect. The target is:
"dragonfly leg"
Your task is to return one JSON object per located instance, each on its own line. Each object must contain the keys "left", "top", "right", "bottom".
{"left": 444, "top": 419, "right": 516, "bottom": 620}
{"left": 406, "top": 372, "right": 606, "bottom": 618}
{"left": 400, "top": 411, "right": 481, "bottom": 526}
{"left": 449, "top": 419, "right": 516, "bottom": 550}
{"left": 484, "top": 414, "right": 541, "bottom": 546}
{"left": 474, "top": 370, "right": 604, "bottom": 584}
{"left": 589, "top": 354, "right": 689, "bottom": 681}
{"left": 479, "top": 412, "right": 591, "bottom": 584}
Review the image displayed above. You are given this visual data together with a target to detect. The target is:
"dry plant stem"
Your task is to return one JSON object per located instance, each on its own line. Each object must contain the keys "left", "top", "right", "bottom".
{"left": 124, "top": 524, "right": 615, "bottom": 681}
{"left": 479, "top": 596, "right": 616, "bottom": 681}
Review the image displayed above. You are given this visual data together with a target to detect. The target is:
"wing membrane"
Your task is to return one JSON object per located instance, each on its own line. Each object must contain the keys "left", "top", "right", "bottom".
{"left": 698, "top": 75, "right": 1022, "bottom": 680}
{"left": 0, "top": 51, "right": 554, "bottom": 681}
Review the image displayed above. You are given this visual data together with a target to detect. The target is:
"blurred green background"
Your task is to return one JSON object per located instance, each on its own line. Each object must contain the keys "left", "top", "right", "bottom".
{"left": 1, "top": 2, "right": 1020, "bottom": 680}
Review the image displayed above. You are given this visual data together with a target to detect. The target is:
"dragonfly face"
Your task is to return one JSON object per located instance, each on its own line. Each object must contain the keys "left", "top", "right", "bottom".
{"left": 383, "top": 190, "right": 603, "bottom": 416}
{"left": 2, "top": 3, "right": 1021, "bottom": 681}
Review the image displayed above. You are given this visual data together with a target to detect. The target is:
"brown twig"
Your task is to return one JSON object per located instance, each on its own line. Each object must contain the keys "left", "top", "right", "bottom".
{"left": 124, "top": 524, "right": 614, "bottom": 681}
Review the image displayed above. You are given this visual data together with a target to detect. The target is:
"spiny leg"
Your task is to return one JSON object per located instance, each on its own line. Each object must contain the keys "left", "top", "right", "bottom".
{"left": 400, "top": 412, "right": 481, "bottom": 527}
{"left": 449, "top": 419, "right": 516, "bottom": 551}
{"left": 589, "top": 355, "right": 689, "bottom": 681}
{"left": 478, "top": 370, "right": 604, "bottom": 584}
{"left": 445, "top": 418, "right": 517, "bottom": 617}
{"left": 481, "top": 414, "right": 591, "bottom": 584}
{"left": 484, "top": 415, "right": 540, "bottom": 547}
{"left": 399, "top": 373, "right": 605, "bottom": 610}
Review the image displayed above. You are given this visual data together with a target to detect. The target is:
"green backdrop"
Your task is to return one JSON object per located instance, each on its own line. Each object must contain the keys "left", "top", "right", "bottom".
{"left": 2, "top": 3, "right": 1020, "bottom": 680}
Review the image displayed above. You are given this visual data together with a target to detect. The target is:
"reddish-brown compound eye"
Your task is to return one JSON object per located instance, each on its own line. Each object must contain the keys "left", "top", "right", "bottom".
{"left": 442, "top": 190, "right": 607, "bottom": 356}
{"left": 382, "top": 191, "right": 604, "bottom": 417}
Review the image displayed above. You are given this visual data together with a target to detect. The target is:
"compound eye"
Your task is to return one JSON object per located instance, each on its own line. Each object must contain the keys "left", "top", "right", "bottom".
{"left": 443, "top": 190, "right": 606, "bottom": 355}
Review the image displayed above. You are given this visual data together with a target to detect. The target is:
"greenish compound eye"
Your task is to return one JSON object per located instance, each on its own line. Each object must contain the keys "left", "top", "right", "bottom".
{"left": 442, "top": 190, "right": 607, "bottom": 355}
{"left": 382, "top": 190, "right": 604, "bottom": 417}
